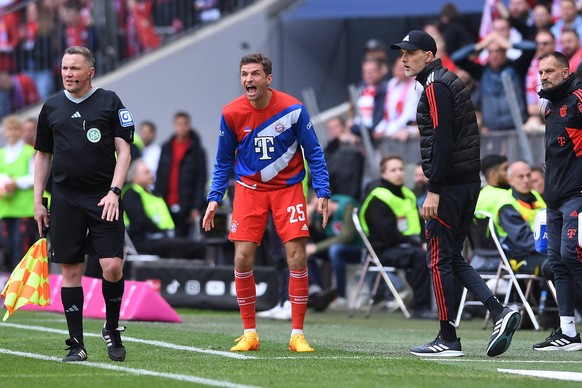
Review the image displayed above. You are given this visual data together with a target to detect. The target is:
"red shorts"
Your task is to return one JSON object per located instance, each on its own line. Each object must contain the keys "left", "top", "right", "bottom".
{"left": 230, "top": 182, "right": 309, "bottom": 244}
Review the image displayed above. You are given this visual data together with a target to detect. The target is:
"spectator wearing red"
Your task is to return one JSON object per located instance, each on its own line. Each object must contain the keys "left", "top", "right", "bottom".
{"left": 0, "top": 6, "right": 20, "bottom": 73}
{"left": 127, "top": 0, "right": 160, "bottom": 57}
{"left": 559, "top": 28, "right": 582, "bottom": 74}
{"left": 17, "top": 2, "right": 58, "bottom": 100}
{"left": 61, "top": 0, "right": 97, "bottom": 53}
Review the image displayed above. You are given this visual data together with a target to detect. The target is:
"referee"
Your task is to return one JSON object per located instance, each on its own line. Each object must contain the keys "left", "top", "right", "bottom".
{"left": 391, "top": 31, "right": 520, "bottom": 357}
{"left": 33, "top": 46, "right": 134, "bottom": 362}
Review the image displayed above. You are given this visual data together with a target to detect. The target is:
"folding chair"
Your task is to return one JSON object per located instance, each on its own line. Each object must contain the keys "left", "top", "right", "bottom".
{"left": 123, "top": 230, "right": 160, "bottom": 262}
{"left": 455, "top": 211, "right": 501, "bottom": 327}
{"left": 349, "top": 207, "right": 411, "bottom": 319}
{"left": 456, "top": 210, "right": 554, "bottom": 331}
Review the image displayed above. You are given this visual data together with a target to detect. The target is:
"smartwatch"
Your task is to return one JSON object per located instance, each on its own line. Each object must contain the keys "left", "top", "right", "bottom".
{"left": 110, "top": 186, "right": 121, "bottom": 196}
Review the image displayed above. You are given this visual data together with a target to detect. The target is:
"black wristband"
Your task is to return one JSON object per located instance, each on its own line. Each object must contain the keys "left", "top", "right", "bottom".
{"left": 110, "top": 186, "right": 121, "bottom": 196}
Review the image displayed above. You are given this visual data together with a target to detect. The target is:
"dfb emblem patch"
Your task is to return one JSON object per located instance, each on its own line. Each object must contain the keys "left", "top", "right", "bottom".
{"left": 560, "top": 105, "right": 567, "bottom": 117}
{"left": 87, "top": 128, "right": 101, "bottom": 143}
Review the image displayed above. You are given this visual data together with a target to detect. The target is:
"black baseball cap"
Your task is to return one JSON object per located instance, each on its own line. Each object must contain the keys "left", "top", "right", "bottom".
{"left": 390, "top": 30, "right": 437, "bottom": 55}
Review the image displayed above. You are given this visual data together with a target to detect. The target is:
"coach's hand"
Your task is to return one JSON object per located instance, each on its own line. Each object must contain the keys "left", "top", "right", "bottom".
{"left": 422, "top": 191, "right": 439, "bottom": 221}
{"left": 99, "top": 191, "right": 120, "bottom": 222}
{"left": 203, "top": 201, "right": 218, "bottom": 231}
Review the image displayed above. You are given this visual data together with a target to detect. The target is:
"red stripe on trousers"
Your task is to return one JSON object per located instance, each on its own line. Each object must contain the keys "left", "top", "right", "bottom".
{"left": 431, "top": 236, "right": 447, "bottom": 321}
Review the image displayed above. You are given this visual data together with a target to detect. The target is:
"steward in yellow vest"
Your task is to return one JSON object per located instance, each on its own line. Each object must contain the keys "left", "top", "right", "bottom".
{"left": 123, "top": 159, "right": 205, "bottom": 259}
{"left": 494, "top": 161, "right": 551, "bottom": 277}
{"left": 360, "top": 155, "right": 435, "bottom": 319}
{"left": 0, "top": 115, "right": 38, "bottom": 269}
{"left": 475, "top": 154, "right": 510, "bottom": 217}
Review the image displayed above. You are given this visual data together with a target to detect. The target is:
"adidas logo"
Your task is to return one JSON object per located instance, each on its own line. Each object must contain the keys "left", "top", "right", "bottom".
{"left": 244, "top": 126, "right": 251, "bottom": 133}
{"left": 571, "top": 210, "right": 578, "bottom": 217}
{"left": 301, "top": 224, "right": 308, "bottom": 231}
{"left": 71, "top": 111, "right": 81, "bottom": 118}
{"left": 65, "top": 305, "right": 80, "bottom": 313}
{"left": 403, "top": 34, "right": 410, "bottom": 41}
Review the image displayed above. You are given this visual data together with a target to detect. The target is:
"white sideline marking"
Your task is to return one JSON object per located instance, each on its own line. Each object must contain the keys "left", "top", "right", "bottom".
{"left": 274, "top": 355, "right": 582, "bottom": 363}
{"left": 0, "top": 348, "right": 259, "bottom": 387}
{"left": 424, "top": 358, "right": 581, "bottom": 364}
{"left": 498, "top": 368, "right": 582, "bottom": 382}
{"left": 0, "top": 323, "right": 255, "bottom": 360}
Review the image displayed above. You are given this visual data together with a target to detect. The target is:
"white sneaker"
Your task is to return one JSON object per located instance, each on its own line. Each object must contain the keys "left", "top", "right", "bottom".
{"left": 385, "top": 290, "right": 410, "bottom": 312}
{"left": 272, "top": 300, "right": 292, "bottom": 321}
{"left": 329, "top": 297, "right": 348, "bottom": 310}
{"left": 308, "top": 284, "right": 323, "bottom": 295}
{"left": 257, "top": 304, "right": 282, "bottom": 318}
{"left": 486, "top": 279, "right": 509, "bottom": 295}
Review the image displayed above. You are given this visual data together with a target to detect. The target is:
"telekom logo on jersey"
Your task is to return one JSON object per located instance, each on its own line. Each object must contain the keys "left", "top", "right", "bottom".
{"left": 254, "top": 136, "right": 275, "bottom": 160}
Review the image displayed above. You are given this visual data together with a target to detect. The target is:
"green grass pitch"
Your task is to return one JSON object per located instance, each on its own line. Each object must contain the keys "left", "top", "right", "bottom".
{"left": 0, "top": 308, "right": 580, "bottom": 387}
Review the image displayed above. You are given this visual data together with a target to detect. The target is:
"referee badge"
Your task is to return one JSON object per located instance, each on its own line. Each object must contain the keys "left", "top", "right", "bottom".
{"left": 87, "top": 128, "right": 101, "bottom": 143}
{"left": 118, "top": 108, "right": 134, "bottom": 127}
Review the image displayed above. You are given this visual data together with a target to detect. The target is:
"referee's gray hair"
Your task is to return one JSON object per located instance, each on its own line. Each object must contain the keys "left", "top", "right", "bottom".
{"left": 64, "top": 46, "right": 95, "bottom": 67}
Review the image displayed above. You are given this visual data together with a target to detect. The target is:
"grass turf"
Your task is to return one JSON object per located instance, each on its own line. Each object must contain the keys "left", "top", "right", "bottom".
{"left": 0, "top": 307, "right": 580, "bottom": 387}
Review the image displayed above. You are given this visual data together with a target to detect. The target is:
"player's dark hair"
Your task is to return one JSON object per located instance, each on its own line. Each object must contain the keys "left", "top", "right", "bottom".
{"left": 64, "top": 46, "right": 95, "bottom": 67}
{"left": 240, "top": 53, "right": 272, "bottom": 76}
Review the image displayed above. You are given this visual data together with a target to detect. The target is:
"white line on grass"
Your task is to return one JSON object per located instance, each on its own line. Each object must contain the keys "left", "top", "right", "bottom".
{"left": 0, "top": 348, "right": 259, "bottom": 388}
{"left": 0, "top": 323, "right": 255, "bottom": 360}
{"left": 273, "top": 356, "right": 582, "bottom": 363}
{"left": 498, "top": 368, "right": 582, "bottom": 382}
{"left": 423, "top": 358, "right": 581, "bottom": 364}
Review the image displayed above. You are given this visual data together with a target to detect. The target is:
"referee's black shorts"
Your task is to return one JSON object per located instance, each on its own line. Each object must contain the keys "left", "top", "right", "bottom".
{"left": 49, "top": 185, "right": 125, "bottom": 264}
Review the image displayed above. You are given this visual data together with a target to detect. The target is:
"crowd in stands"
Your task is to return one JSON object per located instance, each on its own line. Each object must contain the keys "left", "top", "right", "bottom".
{"left": 350, "top": 0, "right": 582, "bottom": 153}
{"left": 303, "top": 0, "right": 578, "bottom": 315}
{"left": 3, "top": 0, "right": 581, "bottom": 322}
{"left": 0, "top": 0, "right": 253, "bottom": 118}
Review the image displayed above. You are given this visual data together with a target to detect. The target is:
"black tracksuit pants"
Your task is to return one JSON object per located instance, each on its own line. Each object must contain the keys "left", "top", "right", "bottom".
{"left": 425, "top": 182, "right": 494, "bottom": 322}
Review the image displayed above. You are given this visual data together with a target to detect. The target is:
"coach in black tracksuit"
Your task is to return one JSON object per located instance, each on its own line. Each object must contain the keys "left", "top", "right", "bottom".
{"left": 532, "top": 52, "right": 582, "bottom": 350}
{"left": 391, "top": 31, "right": 520, "bottom": 358}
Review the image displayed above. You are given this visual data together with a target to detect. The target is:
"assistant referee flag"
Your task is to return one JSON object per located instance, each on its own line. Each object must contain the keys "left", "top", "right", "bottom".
{"left": 1, "top": 238, "right": 50, "bottom": 321}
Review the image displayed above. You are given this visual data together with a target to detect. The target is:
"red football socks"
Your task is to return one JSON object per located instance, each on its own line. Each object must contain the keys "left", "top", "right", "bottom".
{"left": 289, "top": 268, "right": 309, "bottom": 330}
{"left": 234, "top": 270, "right": 256, "bottom": 330}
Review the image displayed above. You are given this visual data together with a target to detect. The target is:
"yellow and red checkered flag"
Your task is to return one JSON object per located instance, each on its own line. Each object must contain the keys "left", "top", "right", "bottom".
{"left": 1, "top": 238, "right": 50, "bottom": 321}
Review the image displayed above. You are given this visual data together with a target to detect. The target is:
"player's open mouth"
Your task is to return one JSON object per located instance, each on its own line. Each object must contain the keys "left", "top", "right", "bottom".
{"left": 246, "top": 86, "right": 257, "bottom": 93}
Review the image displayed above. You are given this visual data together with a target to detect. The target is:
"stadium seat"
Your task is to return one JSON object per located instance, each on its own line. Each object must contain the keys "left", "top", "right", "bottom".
{"left": 349, "top": 208, "right": 412, "bottom": 319}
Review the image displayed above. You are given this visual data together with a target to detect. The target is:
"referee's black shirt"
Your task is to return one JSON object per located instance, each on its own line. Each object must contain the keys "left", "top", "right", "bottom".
{"left": 35, "top": 88, "right": 135, "bottom": 191}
